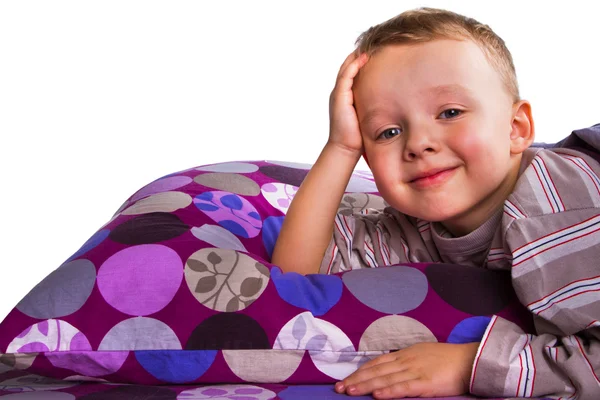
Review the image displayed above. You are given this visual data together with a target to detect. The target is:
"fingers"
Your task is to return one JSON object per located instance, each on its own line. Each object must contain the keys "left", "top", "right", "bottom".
{"left": 327, "top": 50, "right": 369, "bottom": 152}
{"left": 351, "top": 356, "right": 408, "bottom": 383}
{"left": 335, "top": 343, "right": 472, "bottom": 398}
{"left": 372, "top": 379, "right": 432, "bottom": 399}
{"left": 334, "top": 51, "right": 369, "bottom": 94}
{"left": 336, "top": 50, "right": 360, "bottom": 79}
{"left": 356, "top": 351, "right": 398, "bottom": 370}
{"left": 342, "top": 370, "right": 420, "bottom": 397}
{"left": 336, "top": 356, "right": 409, "bottom": 394}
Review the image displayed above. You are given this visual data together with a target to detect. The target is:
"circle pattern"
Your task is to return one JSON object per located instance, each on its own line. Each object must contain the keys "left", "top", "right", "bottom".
{"left": 16, "top": 259, "right": 96, "bottom": 319}
{"left": 196, "top": 162, "right": 259, "bottom": 173}
{"left": 222, "top": 350, "right": 303, "bottom": 383}
{"left": 131, "top": 176, "right": 193, "bottom": 202}
{"left": 425, "top": 263, "right": 513, "bottom": 315}
{"left": 185, "top": 248, "right": 269, "bottom": 312}
{"left": 278, "top": 385, "right": 372, "bottom": 399}
{"left": 122, "top": 191, "right": 192, "bottom": 215}
{"left": 194, "top": 173, "right": 260, "bottom": 196}
{"left": 65, "top": 229, "right": 110, "bottom": 262}
{"left": 109, "top": 213, "right": 189, "bottom": 245}
{"left": 135, "top": 350, "right": 217, "bottom": 383}
{"left": 0, "top": 161, "right": 535, "bottom": 391}
{"left": 97, "top": 244, "right": 183, "bottom": 316}
{"left": 177, "top": 385, "right": 276, "bottom": 400}
{"left": 0, "top": 374, "right": 77, "bottom": 392}
{"left": 359, "top": 315, "right": 437, "bottom": 351}
{"left": 99, "top": 317, "right": 182, "bottom": 350}
{"left": 194, "top": 191, "right": 262, "bottom": 238}
{"left": 342, "top": 266, "right": 428, "bottom": 314}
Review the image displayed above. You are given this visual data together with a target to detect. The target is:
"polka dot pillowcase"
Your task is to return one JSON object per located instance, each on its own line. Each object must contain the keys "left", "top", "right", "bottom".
{"left": 0, "top": 161, "right": 534, "bottom": 384}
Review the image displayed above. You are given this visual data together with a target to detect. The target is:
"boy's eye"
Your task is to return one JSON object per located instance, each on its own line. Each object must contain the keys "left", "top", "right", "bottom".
{"left": 439, "top": 109, "right": 462, "bottom": 119}
{"left": 378, "top": 128, "right": 402, "bottom": 140}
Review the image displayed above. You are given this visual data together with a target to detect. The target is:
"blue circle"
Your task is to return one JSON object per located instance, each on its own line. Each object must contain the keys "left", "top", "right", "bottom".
{"left": 221, "top": 194, "right": 243, "bottom": 210}
{"left": 219, "top": 219, "right": 247, "bottom": 238}
{"left": 270, "top": 267, "right": 343, "bottom": 317}
{"left": 197, "top": 192, "right": 214, "bottom": 201}
{"left": 195, "top": 202, "right": 219, "bottom": 211}
{"left": 447, "top": 316, "right": 492, "bottom": 344}
{"left": 279, "top": 385, "right": 372, "bottom": 399}
{"left": 66, "top": 229, "right": 110, "bottom": 262}
{"left": 262, "top": 216, "right": 284, "bottom": 258}
{"left": 135, "top": 350, "right": 217, "bottom": 383}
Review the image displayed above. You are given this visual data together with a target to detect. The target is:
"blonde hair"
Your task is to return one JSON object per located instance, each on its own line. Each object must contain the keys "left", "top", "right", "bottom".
{"left": 356, "top": 8, "right": 520, "bottom": 101}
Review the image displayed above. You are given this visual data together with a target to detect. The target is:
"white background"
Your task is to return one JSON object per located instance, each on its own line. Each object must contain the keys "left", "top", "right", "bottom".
{"left": 0, "top": 1, "right": 598, "bottom": 321}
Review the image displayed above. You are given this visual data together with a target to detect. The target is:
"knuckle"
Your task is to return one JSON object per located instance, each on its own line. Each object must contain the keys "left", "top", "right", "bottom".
{"left": 399, "top": 380, "right": 412, "bottom": 391}
{"left": 383, "top": 373, "right": 397, "bottom": 386}
{"left": 386, "top": 379, "right": 412, "bottom": 396}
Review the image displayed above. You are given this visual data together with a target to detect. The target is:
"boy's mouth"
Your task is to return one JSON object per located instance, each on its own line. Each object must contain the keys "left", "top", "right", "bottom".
{"left": 409, "top": 167, "right": 458, "bottom": 187}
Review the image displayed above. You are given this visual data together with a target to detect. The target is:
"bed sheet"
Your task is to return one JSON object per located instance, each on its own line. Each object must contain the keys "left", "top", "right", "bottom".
{"left": 0, "top": 370, "right": 551, "bottom": 399}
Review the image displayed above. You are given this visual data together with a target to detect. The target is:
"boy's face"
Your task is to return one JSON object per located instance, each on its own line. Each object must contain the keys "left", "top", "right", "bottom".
{"left": 354, "top": 39, "right": 522, "bottom": 235}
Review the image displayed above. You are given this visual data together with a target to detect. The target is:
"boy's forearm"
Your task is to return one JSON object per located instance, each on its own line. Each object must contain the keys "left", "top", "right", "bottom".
{"left": 271, "top": 142, "right": 361, "bottom": 275}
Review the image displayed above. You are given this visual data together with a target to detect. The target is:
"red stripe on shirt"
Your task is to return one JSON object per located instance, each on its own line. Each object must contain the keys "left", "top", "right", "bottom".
{"left": 558, "top": 153, "right": 600, "bottom": 195}
{"left": 575, "top": 336, "right": 600, "bottom": 383}
{"left": 512, "top": 214, "right": 600, "bottom": 257}
{"left": 470, "top": 316, "right": 498, "bottom": 393}
{"left": 513, "top": 226, "right": 600, "bottom": 267}
{"left": 533, "top": 162, "right": 557, "bottom": 212}
{"left": 527, "top": 275, "right": 600, "bottom": 307}
{"left": 541, "top": 157, "right": 566, "bottom": 211}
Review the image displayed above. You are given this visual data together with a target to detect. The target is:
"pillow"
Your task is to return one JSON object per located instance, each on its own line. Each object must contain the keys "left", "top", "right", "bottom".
{"left": 0, "top": 160, "right": 534, "bottom": 385}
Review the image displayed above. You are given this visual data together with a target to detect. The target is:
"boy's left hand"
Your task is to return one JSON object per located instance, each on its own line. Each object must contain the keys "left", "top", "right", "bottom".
{"left": 335, "top": 342, "right": 480, "bottom": 399}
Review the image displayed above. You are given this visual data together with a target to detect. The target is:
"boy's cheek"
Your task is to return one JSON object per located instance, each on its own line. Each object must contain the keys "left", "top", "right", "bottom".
{"left": 451, "top": 130, "right": 494, "bottom": 159}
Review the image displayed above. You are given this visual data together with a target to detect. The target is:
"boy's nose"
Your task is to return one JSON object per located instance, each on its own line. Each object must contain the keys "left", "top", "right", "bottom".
{"left": 403, "top": 130, "right": 437, "bottom": 161}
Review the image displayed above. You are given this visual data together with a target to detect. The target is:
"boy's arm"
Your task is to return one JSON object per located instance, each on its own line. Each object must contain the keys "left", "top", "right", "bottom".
{"left": 271, "top": 143, "right": 361, "bottom": 275}
{"left": 470, "top": 315, "right": 600, "bottom": 398}
{"left": 470, "top": 207, "right": 600, "bottom": 398}
{"left": 271, "top": 51, "right": 369, "bottom": 275}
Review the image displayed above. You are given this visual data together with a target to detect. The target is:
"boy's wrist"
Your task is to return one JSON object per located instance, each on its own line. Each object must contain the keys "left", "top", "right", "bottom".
{"left": 324, "top": 140, "right": 363, "bottom": 161}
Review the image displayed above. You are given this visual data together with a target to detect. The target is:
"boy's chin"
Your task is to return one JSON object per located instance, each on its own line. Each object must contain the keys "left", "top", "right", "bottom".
{"left": 393, "top": 204, "right": 463, "bottom": 223}
{"left": 418, "top": 207, "right": 489, "bottom": 237}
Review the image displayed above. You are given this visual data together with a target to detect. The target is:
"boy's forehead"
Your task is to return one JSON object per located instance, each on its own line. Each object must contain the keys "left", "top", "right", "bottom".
{"left": 355, "top": 39, "right": 501, "bottom": 97}
{"left": 360, "top": 40, "right": 486, "bottom": 76}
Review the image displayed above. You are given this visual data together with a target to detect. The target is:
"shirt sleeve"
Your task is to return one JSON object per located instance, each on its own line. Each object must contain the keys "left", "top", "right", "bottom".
{"left": 470, "top": 316, "right": 600, "bottom": 398}
{"left": 319, "top": 209, "right": 420, "bottom": 274}
{"left": 470, "top": 208, "right": 600, "bottom": 398}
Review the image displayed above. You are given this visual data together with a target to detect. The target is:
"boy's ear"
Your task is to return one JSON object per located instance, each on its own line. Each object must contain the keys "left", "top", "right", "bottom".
{"left": 509, "top": 100, "right": 535, "bottom": 155}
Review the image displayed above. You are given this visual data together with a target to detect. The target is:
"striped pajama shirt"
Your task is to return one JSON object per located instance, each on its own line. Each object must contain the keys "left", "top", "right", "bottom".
{"left": 320, "top": 125, "right": 600, "bottom": 399}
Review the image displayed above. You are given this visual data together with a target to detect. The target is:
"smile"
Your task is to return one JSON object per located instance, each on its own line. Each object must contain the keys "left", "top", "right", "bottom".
{"left": 409, "top": 167, "right": 458, "bottom": 189}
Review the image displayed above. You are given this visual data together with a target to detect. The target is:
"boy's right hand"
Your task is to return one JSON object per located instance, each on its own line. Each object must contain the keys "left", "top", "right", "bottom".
{"left": 271, "top": 51, "right": 369, "bottom": 276}
{"left": 328, "top": 51, "right": 369, "bottom": 154}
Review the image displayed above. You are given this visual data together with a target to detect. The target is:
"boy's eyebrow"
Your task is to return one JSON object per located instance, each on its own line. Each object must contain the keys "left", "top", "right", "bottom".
{"left": 359, "top": 109, "right": 387, "bottom": 128}
{"left": 426, "top": 84, "right": 473, "bottom": 97}
{"left": 359, "top": 84, "right": 473, "bottom": 128}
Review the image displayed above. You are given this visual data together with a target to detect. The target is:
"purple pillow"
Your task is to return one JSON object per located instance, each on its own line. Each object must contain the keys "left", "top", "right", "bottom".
{"left": 0, "top": 160, "right": 534, "bottom": 384}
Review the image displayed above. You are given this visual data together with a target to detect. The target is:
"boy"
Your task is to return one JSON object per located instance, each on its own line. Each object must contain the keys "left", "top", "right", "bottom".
{"left": 272, "top": 7, "right": 600, "bottom": 400}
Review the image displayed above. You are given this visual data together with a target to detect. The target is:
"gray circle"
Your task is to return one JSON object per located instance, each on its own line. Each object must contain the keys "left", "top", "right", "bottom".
{"left": 17, "top": 259, "right": 96, "bottom": 319}
{"left": 342, "top": 266, "right": 428, "bottom": 314}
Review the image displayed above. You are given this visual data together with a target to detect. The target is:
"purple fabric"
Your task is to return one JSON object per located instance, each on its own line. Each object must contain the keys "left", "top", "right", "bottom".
{"left": 0, "top": 370, "right": 556, "bottom": 399}
{"left": 0, "top": 160, "right": 536, "bottom": 398}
